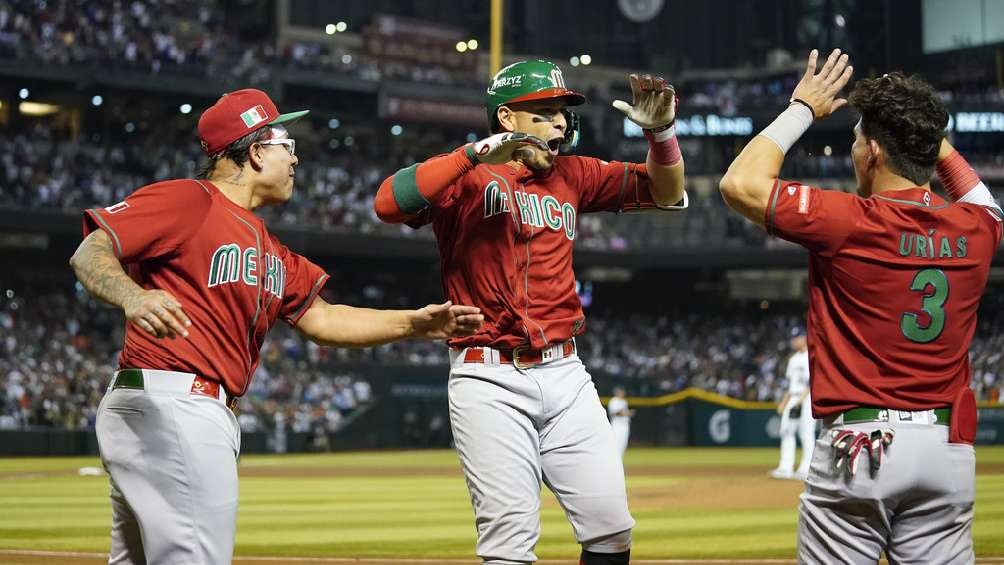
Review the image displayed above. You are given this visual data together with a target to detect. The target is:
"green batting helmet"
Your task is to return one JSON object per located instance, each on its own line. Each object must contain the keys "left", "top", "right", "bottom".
{"left": 486, "top": 60, "right": 586, "bottom": 132}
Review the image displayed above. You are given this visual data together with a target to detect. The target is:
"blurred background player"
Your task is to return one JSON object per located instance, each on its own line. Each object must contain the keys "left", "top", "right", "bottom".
{"left": 770, "top": 327, "right": 814, "bottom": 480}
{"left": 720, "top": 48, "right": 1000, "bottom": 564}
{"left": 608, "top": 386, "right": 635, "bottom": 459}
{"left": 69, "top": 89, "right": 483, "bottom": 565}
{"left": 375, "top": 59, "right": 686, "bottom": 565}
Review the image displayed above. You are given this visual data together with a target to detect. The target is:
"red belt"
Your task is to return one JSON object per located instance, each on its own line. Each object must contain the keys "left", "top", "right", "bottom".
{"left": 189, "top": 376, "right": 239, "bottom": 412}
{"left": 462, "top": 340, "right": 576, "bottom": 369}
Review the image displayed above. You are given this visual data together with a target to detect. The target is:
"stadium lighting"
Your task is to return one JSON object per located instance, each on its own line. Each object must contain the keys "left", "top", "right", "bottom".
{"left": 125, "top": 122, "right": 136, "bottom": 133}
{"left": 341, "top": 54, "right": 352, "bottom": 64}
{"left": 834, "top": 14, "right": 846, "bottom": 27}
{"left": 466, "top": 132, "right": 478, "bottom": 142}
{"left": 336, "top": 21, "right": 347, "bottom": 32}
{"left": 18, "top": 88, "right": 28, "bottom": 99}
{"left": 344, "top": 136, "right": 354, "bottom": 147}
{"left": 580, "top": 54, "right": 592, "bottom": 65}
{"left": 91, "top": 95, "right": 103, "bottom": 107}
{"left": 328, "top": 118, "right": 340, "bottom": 129}
{"left": 823, "top": 145, "right": 833, "bottom": 156}
{"left": 569, "top": 56, "right": 580, "bottom": 67}
{"left": 179, "top": 104, "right": 192, "bottom": 114}
{"left": 18, "top": 101, "right": 59, "bottom": 116}
{"left": 325, "top": 24, "right": 336, "bottom": 35}
{"left": 456, "top": 41, "right": 468, "bottom": 53}
{"left": 390, "top": 124, "right": 403, "bottom": 136}
{"left": 467, "top": 39, "right": 478, "bottom": 50}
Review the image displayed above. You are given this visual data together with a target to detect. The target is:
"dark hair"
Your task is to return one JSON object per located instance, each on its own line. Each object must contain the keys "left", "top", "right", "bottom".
{"left": 195, "top": 126, "right": 271, "bottom": 179}
{"left": 848, "top": 72, "right": 949, "bottom": 185}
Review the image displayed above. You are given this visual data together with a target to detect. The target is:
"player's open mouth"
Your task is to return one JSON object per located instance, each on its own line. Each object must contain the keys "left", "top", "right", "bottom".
{"left": 546, "top": 138, "right": 561, "bottom": 155}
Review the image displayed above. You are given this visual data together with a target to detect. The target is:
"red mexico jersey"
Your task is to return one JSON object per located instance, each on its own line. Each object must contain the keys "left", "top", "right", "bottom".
{"left": 767, "top": 182, "right": 1002, "bottom": 417}
{"left": 83, "top": 179, "right": 328, "bottom": 396}
{"left": 410, "top": 155, "right": 677, "bottom": 350}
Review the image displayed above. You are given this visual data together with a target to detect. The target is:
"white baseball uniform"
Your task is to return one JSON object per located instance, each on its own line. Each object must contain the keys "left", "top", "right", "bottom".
{"left": 607, "top": 396, "right": 631, "bottom": 459}
{"left": 777, "top": 349, "right": 815, "bottom": 476}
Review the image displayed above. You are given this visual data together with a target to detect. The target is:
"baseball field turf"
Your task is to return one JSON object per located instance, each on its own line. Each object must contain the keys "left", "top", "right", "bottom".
{"left": 1, "top": 447, "right": 1002, "bottom": 564}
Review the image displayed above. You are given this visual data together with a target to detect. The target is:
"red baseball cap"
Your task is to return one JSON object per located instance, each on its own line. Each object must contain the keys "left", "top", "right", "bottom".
{"left": 198, "top": 89, "right": 309, "bottom": 156}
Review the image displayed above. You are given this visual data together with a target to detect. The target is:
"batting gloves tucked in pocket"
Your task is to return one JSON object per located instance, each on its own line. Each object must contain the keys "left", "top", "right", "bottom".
{"left": 830, "top": 428, "right": 895, "bottom": 476}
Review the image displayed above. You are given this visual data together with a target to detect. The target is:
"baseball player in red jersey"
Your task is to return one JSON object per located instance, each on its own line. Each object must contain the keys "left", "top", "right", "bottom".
{"left": 68, "top": 88, "right": 484, "bottom": 565}
{"left": 720, "top": 49, "right": 1001, "bottom": 564}
{"left": 374, "top": 60, "right": 686, "bottom": 565}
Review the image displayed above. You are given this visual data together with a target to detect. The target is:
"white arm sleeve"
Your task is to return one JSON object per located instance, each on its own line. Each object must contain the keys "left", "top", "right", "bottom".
{"left": 956, "top": 181, "right": 999, "bottom": 210}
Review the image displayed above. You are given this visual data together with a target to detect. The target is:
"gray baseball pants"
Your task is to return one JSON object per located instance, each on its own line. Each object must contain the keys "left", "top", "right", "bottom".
{"left": 96, "top": 369, "right": 241, "bottom": 565}
{"left": 448, "top": 350, "right": 634, "bottom": 564}
{"left": 798, "top": 412, "right": 974, "bottom": 564}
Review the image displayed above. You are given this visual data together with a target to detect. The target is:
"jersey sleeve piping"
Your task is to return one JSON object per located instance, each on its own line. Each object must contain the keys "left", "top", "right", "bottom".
{"left": 284, "top": 273, "right": 329, "bottom": 326}
{"left": 764, "top": 179, "right": 782, "bottom": 234}
{"left": 83, "top": 208, "right": 124, "bottom": 258}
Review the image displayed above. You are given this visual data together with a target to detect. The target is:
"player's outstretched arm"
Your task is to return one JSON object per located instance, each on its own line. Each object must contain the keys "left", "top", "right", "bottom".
{"left": 936, "top": 138, "right": 999, "bottom": 209}
{"left": 720, "top": 49, "right": 852, "bottom": 226}
{"left": 374, "top": 133, "right": 547, "bottom": 223}
{"left": 295, "top": 297, "right": 484, "bottom": 347}
{"left": 69, "top": 230, "right": 191, "bottom": 339}
{"left": 613, "top": 73, "right": 685, "bottom": 207}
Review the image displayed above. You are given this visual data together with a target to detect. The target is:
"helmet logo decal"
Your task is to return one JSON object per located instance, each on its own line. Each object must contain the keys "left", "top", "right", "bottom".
{"left": 489, "top": 74, "right": 523, "bottom": 94}
{"left": 550, "top": 69, "right": 566, "bottom": 88}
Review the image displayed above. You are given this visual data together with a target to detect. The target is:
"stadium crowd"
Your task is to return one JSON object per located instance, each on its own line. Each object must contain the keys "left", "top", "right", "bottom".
{"left": 0, "top": 0, "right": 276, "bottom": 86}
{"left": 0, "top": 284, "right": 372, "bottom": 435}
{"left": 1, "top": 120, "right": 874, "bottom": 251}
{"left": 2, "top": 282, "right": 1002, "bottom": 433}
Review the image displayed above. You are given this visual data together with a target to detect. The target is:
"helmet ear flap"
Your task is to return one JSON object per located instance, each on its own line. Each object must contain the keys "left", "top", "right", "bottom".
{"left": 560, "top": 109, "right": 580, "bottom": 153}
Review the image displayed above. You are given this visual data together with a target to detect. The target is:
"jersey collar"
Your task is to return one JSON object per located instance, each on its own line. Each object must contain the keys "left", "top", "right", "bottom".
{"left": 873, "top": 187, "right": 947, "bottom": 209}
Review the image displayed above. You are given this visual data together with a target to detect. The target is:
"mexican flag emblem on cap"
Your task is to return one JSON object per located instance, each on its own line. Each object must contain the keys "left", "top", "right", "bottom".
{"left": 240, "top": 105, "right": 269, "bottom": 128}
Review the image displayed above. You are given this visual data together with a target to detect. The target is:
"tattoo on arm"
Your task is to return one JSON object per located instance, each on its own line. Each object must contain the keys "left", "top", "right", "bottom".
{"left": 69, "top": 231, "right": 144, "bottom": 309}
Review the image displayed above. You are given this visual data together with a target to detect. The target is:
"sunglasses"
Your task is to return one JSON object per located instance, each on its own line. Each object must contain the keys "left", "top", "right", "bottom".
{"left": 259, "top": 137, "right": 295, "bottom": 156}
{"left": 258, "top": 124, "right": 296, "bottom": 156}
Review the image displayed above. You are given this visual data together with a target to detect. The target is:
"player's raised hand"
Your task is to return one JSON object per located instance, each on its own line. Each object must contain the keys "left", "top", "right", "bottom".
{"left": 122, "top": 289, "right": 191, "bottom": 339}
{"left": 470, "top": 132, "right": 549, "bottom": 165}
{"left": 612, "top": 74, "right": 677, "bottom": 130}
{"left": 409, "top": 301, "right": 484, "bottom": 339}
{"left": 790, "top": 49, "right": 854, "bottom": 120}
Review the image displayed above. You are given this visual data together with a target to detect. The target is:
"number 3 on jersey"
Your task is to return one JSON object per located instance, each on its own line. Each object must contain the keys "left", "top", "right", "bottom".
{"left": 900, "top": 268, "right": 949, "bottom": 343}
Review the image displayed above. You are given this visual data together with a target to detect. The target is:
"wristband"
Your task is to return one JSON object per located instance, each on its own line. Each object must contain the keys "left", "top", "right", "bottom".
{"left": 789, "top": 98, "right": 817, "bottom": 120}
{"left": 463, "top": 145, "right": 480, "bottom": 166}
{"left": 643, "top": 125, "right": 681, "bottom": 165}
{"left": 759, "top": 104, "right": 814, "bottom": 154}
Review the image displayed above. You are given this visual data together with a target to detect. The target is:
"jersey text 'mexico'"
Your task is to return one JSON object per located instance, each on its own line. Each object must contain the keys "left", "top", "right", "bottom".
{"left": 406, "top": 155, "right": 678, "bottom": 350}
{"left": 82, "top": 179, "right": 328, "bottom": 396}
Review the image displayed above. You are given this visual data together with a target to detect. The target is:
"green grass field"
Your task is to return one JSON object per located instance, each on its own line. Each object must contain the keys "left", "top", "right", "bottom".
{"left": 1, "top": 447, "right": 1002, "bottom": 563}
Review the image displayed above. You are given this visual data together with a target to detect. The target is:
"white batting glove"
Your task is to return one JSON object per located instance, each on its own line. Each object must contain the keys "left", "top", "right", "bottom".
{"left": 469, "top": 132, "right": 548, "bottom": 165}
{"left": 612, "top": 73, "right": 677, "bottom": 130}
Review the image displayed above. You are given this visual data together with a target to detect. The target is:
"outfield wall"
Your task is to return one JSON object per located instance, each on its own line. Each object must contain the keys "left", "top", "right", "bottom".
{"left": 2, "top": 381, "right": 1002, "bottom": 455}
{"left": 635, "top": 390, "right": 1004, "bottom": 446}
